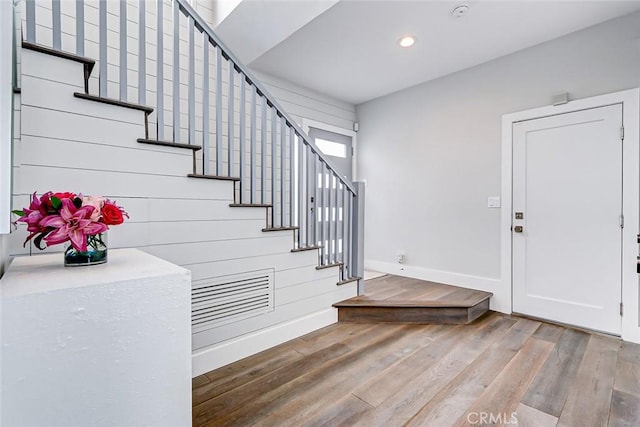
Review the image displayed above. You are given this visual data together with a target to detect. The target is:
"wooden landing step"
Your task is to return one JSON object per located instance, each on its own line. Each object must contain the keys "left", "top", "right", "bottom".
{"left": 333, "top": 275, "right": 492, "bottom": 324}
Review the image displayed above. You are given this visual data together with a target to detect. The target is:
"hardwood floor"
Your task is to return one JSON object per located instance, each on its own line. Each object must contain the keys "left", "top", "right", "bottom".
{"left": 192, "top": 312, "right": 640, "bottom": 426}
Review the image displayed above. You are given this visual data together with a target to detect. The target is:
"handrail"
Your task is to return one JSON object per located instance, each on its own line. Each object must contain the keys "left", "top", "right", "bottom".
{"left": 175, "top": 0, "right": 356, "bottom": 195}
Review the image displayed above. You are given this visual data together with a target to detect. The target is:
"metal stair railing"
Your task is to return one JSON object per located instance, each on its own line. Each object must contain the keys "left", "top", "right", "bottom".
{"left": 20, "top": 0, "right": 363, "bottom": 283}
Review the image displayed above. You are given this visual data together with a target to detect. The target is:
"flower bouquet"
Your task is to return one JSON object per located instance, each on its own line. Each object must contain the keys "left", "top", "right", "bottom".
{"left": 12, "top": 192, "right": 128, "bottom": 266}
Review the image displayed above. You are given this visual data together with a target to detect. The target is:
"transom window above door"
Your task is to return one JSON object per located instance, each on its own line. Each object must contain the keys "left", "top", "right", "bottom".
{"left": 315, "top": 138, "right": 347, "bottom": 158}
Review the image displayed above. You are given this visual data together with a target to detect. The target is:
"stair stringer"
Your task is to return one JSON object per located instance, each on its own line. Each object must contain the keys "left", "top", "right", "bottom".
{"left": 13, "top": 47, "right": 357, "bottom": 377}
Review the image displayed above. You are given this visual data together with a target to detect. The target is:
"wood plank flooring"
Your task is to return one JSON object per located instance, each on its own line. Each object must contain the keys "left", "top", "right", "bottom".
{"left": 192, "top": 312, "right": 640, "bottom": 426}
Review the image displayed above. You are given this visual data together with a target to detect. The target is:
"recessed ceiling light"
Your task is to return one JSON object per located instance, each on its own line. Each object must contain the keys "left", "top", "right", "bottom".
{"left": 398, "top": 36, "right": 415, "bottom": 48}
{"left": 451, "top": 4, "right": 470, "bottom": 18}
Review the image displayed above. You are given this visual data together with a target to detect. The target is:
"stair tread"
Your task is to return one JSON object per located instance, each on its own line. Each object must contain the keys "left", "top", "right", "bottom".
{"left": 188, "top": 174, "right": 241, "bottom": 181}
{"left": 262, "top": 226, "right": 299, "bottom": 232}
{"left": 230, "top": 203, "right": 272, "bottom": 208}
{"left": 316, "top": 262, "right": 344, "bottom": 270}
{"left": 137, "top": 138, "right": 202, "bottom": 151}
{"left": 337, "top": 276, "right": 362, "bottom": 286}
{"left": 74, "top": 93, "right": 154, "bottom": 113}
{"left": 291, "top": 245, "right": 321, "bottom": 253}
{"left": 23, "top": 42, "right": 95, "bottom": 71}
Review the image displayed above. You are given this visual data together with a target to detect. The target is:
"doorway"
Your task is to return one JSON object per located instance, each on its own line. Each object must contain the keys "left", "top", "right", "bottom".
{"left": 501, "top": 88, "right": 640, "bottom": 342}
{"left": 512, "top": 104, "right": 622, "bottom": 334}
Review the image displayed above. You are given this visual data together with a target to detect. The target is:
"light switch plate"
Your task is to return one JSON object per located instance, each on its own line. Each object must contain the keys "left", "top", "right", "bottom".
{"left": 488, "top": 196, "right": 501, "bottom": 208}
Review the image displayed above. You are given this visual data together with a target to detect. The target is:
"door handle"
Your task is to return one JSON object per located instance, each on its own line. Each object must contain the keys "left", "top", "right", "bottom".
{"left": 514, "top": 226, "right": 524, "bottom": 233}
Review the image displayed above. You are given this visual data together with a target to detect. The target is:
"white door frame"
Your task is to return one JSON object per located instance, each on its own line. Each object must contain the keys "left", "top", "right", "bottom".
{"left": 501, "top": 88, "right": 640, "bottom": 343}
{"left": 301, "top": 118, "right": 358, "bottom": 181}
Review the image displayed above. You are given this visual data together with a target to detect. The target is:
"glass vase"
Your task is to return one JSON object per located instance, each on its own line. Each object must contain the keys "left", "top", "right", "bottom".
{"left": 64, "top": 232, "right": 108, "bottom": 267}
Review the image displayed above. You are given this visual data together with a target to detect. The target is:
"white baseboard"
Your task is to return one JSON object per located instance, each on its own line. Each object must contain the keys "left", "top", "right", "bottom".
{"left": 364, "top": 259, "right": 509, "bottom": 313}
{"left": 191, "top": 308, "right": 337, "bottom": 377}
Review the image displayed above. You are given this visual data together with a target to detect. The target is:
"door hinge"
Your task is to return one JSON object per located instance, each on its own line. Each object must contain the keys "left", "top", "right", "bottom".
{"left": 620, "top": 302, "right": 624, "bottom": 316}
{"left": 620, "top": 214, "right": 625, "bottom": 228}
{"left": 621, "top": 126, "right": 625, "bottom": 141}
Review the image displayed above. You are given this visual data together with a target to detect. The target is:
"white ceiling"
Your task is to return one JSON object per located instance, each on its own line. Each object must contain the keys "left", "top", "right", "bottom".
{"left": 214, "top": 0, "right": 640, "bottom": 105}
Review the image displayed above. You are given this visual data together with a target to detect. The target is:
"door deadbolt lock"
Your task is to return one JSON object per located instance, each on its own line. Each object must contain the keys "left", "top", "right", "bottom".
{"left": 515, "top": 212, "right": 524, "bottom": 220}
{"left": 514, "top": 226, "right": 524, "bottom": 233}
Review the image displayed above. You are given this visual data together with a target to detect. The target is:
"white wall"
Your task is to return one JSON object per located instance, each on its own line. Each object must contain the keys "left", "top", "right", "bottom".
{"left": 357, "top": 12, "right": 640, "bottom": 292}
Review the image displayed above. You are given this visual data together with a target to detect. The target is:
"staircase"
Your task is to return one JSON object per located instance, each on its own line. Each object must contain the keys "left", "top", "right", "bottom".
{"left": 12, "top": 0, "right": 362, "bottom": 374}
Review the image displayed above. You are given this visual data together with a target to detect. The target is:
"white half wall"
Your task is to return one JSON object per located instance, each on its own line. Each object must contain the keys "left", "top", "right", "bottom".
{"left": 1, "top": 249, "right": 192, "bottom": 426}
{"left": 357, "top": 11, "right": 640, "bottom": 309}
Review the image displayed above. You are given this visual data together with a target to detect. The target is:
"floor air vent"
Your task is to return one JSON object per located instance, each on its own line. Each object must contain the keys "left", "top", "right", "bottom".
{"left": 191, "top": 269, "right": 275, "bottom": 332}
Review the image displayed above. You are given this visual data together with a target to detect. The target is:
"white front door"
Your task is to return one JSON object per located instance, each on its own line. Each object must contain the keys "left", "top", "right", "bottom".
{"left": 512, "top": 104, "right": 623, "bottom": 335}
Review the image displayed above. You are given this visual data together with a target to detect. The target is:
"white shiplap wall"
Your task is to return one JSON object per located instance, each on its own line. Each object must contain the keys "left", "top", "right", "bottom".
{"left": 252, "top": 69, "right": 357, "bottom": 131}
{"left": 24, "top": 0, "right": 357, "bottom": 218}
{"left": 11, "top": 47, "right": 357, "bottom": 376}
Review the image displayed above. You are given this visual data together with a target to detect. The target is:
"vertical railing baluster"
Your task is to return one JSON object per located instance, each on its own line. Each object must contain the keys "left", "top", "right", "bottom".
{"left": 228, "top": 61, "right": 235, "bottom": 177}
{"left": 312, "top": 154, "right": 318, "bottom": 247}
{"left": 156, "top": 0, "right": 164, "bottom": 140}
{"left": 333, "top": 174, "right": 339, "bottom": 266}
{"left": 215, "top": 47, "right": 222, "bottom": 174}
{"left": 137, "top": 0, "right": 146, "bottom": 104}
{"left": 305, "top": 148, "right": 312, "bottom": 245}
{"left": 202, "top": 35, "right": 210, "bottom": 174}
{"left": 26, "top": 0, "right": 35, "bottom": 44}
{"left": 342, "top": 186, "right": 348, "bottom": 275}
{"left": 250, "top": 86, "right": 257, "bottom": 203}
{"left": 349, "top": 193, "right": 358, "bottom": 278}
{"left": 187, "top": 16, "right": 195, "bottom": 145}
{"left": 76, "top": 0, "right": 85, "bottom": 56}
{"left": 280, "top": 118, "right": 286, "bottom": 227}
{"left": 297, "top": 134, "right": 304, "bottom": 247}
{"left": 271, "top": 109, "right": 277, "bottom": 226}
{"left": 239, "top": 76, "right": 246, "bottom": 202}
{"left": 304, "top": 145, "right": 311, "bottom": 246}
{"left": 336, "top": 182, "right": 341, "bottom": 268}
{"left": 52, "top": 0, "right": 61, "bottom": 50}
{"left": 289, "top": 127, "right": 295, "bottom": 229}
{"left": 172, "top": 0, "right": 180, "bottom": 142}
{"left": 99, "top": 0, "right": 107, "bottom": 97}
{"left": 260, "top": 99, "right": 267, "bottom": 204}
{"left": 119, "top": 0, "right": 127, "bottom": 101}
{"left": 327, "top": 171, "right": 333, "bottom": 264}
{"left": 319, "top": 162, "right": 325, "bottom": 263}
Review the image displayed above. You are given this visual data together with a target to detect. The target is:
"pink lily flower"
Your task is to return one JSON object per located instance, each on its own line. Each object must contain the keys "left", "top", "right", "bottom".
{"left": 40, "top": 199, "right": 108, "bottom": 252}
{"left": 16, "top": 191, "right": 51, "bottom": 232}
